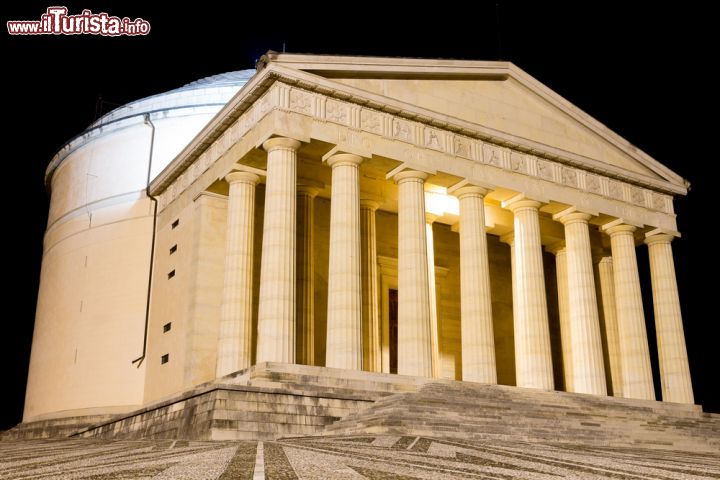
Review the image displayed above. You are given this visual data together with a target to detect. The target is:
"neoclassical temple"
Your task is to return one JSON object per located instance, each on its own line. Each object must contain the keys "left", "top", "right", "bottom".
{"left": 24, "top": 53, "right": 694, "bottom": 427}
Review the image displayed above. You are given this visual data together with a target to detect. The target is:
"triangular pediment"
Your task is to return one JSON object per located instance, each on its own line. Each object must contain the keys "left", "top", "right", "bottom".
{"left": 263, "top": 53, "right": 685, "bottom": 192}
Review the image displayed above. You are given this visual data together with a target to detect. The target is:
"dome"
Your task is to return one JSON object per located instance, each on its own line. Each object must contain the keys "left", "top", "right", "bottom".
{"left": 46, "top": 69, "right": 257, "bottom": 184}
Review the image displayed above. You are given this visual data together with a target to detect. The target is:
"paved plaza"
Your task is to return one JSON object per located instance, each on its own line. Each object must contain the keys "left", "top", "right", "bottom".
{"left": 2, "top": 435, "right": 719, "bottom": 479}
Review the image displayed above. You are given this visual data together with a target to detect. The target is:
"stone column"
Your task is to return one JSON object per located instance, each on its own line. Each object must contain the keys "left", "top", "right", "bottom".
{"left": 503, "top": 197, "right": 554, "bottom": 390}
{"left": 216, "top": 172, "right": 260, "bottom": 377}
{"left": 256, "top": 137, "right": 301, "bottom": 364}
{"left": 361, "top": 200, "right": 381, "bottom": 373}
{"left": 555, "top": 211, "right": 607, "bottom": 395}
{"left": 325, "top": 154, "right": 363, "bottom": 370}
{"left": 595, "top": 255, "right": 623, "bottom": 397}
{"left": 454, "top": 186, "right": 497, "bottom": 384}
{"left": 426, "top": 213, "right": 441, "bottom": 379}
{"left": 296, "top": 183, "right": 321, "bottom": 366}
{"left": 394, "top": 170, "right": 433, "bottom": 377}
{"left": 604, "top": 224, "right": 654, "bottom": 400}
{"left": 546, "top": 243, "right": 573, "bottom": 392}
{"left": 645, "top": 233, "right": 694, "bottom": 404}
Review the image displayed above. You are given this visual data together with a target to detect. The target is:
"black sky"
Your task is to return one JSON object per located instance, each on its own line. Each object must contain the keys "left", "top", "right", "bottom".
{"left": 3, "top": 1, "right": 718, "bottom": 430}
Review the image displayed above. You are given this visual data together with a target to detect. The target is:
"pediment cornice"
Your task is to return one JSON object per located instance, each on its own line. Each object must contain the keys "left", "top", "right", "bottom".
{"left": 152, "top": 62, "right": 686, "bottom": 201}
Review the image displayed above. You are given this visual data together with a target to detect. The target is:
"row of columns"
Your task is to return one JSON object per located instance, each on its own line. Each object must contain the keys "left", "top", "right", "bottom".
{"left": 215, "top": 136, "right": 693, "bottom": 405}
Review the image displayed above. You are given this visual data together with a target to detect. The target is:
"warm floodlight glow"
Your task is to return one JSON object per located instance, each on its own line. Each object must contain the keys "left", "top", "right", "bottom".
{"left": 425, "top": 187, "right": 459, "bottom": 217}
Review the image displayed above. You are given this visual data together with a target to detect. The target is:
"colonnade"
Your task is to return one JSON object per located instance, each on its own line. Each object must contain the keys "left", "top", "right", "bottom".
{"left": 215, "top": 137, "right": 694, "bottom": 405}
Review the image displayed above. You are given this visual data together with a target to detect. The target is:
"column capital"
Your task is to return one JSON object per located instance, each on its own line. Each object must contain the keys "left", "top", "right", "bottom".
{"left": 499, "top": 233, "right": 514, "bottom": 246}
{"left": 591, "top": 247, "right": 612, "bottom": 264}
{"left": 426, "top": 212, "right": 439, "bottom": 224}
{"left": 603, "top": 223, "right": 637, "bottom": 236}
{"left": 597, "top": 255, "right": 613, "bottom": 265}
{"left": 262, "top": 137, "right": 302, "bottom": 152}
{"left": 393, "top": 169, "right": 429, "bottom": 184}
{"left": 553, "top": 207, "right": 594, "bottom": 226}
{"left": 360, "top": 198, "right": 381, "bottom": 211}
{"left": 644, "top": 233, "right": 675, "bottom": 246}
{"left": 545, "top": 241, "right": 566, "bottom": 256}
{"left": 297, "top": 178, "right": 324, "bottom": 197}
{"left": 451, "top": 185, "right": 490, "bottom": 199}
{"left": 326, "top": 153, "right": 363, "bottom": 168}
{"left": 225, "top": 171, "right": 260, "bottom": 185}
{"left": 501, "top": 194, "right": 542, "bottom": 212}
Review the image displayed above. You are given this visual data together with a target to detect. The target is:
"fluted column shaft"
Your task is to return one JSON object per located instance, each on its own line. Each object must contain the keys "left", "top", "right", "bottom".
{"left": 645, "top": 234, "right": 693, "bottom": 404}
{"left": 256, "top": 138, "right": 301, "bottom": 364}
{"left": 456, "top": 186, "right": 497, "bottom": 384}
{"left": 426, "top": 214, "right": 441, "bottom": 379}
{"left": 548, "top": 244, "right": 573, "bottom": 391}
{"left": 504, "top": 198, "right": 554, "bottom": 390}
{"left": 326, "top": 154, "right": 363, "bottom": 370}
{"left": 557, "top": 212, "right": 606, "bottom": 395}
{"left": 596, "top": 256, "right": 623, "bottom": 397}
{"left": 395, "top": 170, "right": 433, "bottom": 377}
{"left": 216, "top": 172, "right": 260, "bottom": 377}
{"left": 296, "top": 185, "right": 320, "bottom": 366}
{"left": 605, "top": 224, "right": 654, "bottom": 400}
{"left": 361, "top": 200, "right": 381, "bottom": 372}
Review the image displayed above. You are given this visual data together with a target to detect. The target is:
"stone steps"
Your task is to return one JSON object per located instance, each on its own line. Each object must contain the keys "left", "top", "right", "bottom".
{"left": 8, "top": 363, "right": 718, "bottom": 449}
{"left": 2, "top": 414, "right": 116, "bottom": 440}
{"left": 325, "top": 380, "right": 720, "bottom": 452}
{"left": 64, "top": 363, "right": 423, "bottom": 441}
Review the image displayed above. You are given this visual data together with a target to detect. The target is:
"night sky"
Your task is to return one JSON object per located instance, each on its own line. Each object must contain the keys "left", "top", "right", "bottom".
{"left": 3, "top": 2, "right": 717, "bottom": 430}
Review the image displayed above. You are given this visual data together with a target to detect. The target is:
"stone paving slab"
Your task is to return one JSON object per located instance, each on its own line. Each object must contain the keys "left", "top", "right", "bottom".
{"left": 1, "top": 435, "right": 719, "bottom": 479}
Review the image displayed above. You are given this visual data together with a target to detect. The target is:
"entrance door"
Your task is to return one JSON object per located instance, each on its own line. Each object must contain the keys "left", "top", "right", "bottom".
{"left": 389, "top": 288, "right": 398, "bottom": 374}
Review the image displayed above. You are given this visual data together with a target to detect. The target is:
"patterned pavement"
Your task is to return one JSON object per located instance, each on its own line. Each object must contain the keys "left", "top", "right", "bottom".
{"left": 1, "top": 435, "right": 719, "bottom": 479}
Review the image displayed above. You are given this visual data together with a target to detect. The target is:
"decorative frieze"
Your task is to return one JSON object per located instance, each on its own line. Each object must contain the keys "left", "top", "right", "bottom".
{"left": 536, "top": 159, "right": 554, "bottom": 181}
{"left": 158, "top": 82, "right": 674, "bottom": 217}
{"left": 561, "top": 167, "right": 578, "bottom": 188}
{"left": 510, "top": 151, "right": 527, "bottom": 174}
{"left": 360, "top": 109, "right": 382, "bottom": 134}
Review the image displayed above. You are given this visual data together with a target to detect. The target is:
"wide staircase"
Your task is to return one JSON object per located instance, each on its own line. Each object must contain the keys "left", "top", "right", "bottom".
{"left": 325, "top": 379, "right": 720, "bottom": 452}
{"left": 60, "top": 363, "right": 426, "bottom": 441}
{"left": 6, "top": 364, "right": 719, "bottom": 450}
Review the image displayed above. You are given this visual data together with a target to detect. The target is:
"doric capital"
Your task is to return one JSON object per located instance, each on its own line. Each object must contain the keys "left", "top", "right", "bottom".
{"left": 545, "top": 241, "right": 566, "bottom": 256}
{"left": 262, "top": 137, "right": 302, "bottom": 152}
{"left": 393, "top": 169, "right": 429, "bottom": 184}
{"left": 225, "top": 171, "right": 260, "bottom": 185}
{"left": 499, "top": 233, "right": 515, "bottom": 246}
{"left": 326, "top": 153, "right": 363, "bottom": 168}
{"left": 360, "top": 198, "right": 382, "bottom": 211}
{"left": 597, "top": 255, "right": 613, "bottom": 265}
{"left": 602, "top": 223, "right": 637, "bottom": 237}
{"left": 501, "top": 194, "right": 542, "bottom": 212}
{"left": 297, "top": 178, "right": 324, "bottom": 197}
{"left": 644, "top": 233, "right": 674, "bottom": 246}
{"left": 553, "top": 206, "right": 594, "bottom": 226}
{"left": 452, "top": 185, "right": 490, "bottom": 199}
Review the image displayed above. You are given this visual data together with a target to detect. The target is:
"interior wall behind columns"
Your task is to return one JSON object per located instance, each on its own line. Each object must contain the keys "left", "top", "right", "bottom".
{"left": 488, "top": 235, "right": 515, "bottom": 386}
{"left": 543, "top": 251, "right": 565, "bottom": 390}
{"left": 430, "top": 223, "right": 461, "bottom": 380}
{"left": 250, "top": 186, "right": 265, "bottom": 365}
{"left": 313, "top": 197, "right": 331, "bottom": 366}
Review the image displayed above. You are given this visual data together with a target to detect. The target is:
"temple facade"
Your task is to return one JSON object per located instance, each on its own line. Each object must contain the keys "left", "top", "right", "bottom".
{"left": 24, "top": 53, "right": 694, "bottom": 425}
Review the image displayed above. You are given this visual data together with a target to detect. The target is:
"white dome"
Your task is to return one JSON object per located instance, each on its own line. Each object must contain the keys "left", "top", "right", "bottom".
{"left": 46, "top": 69, "right": 256, "bottom": 186}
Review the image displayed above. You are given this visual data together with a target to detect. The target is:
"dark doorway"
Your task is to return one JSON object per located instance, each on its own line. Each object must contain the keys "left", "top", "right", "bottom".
{"left": 389, "top": 288, "right": 398, "bottom": 374}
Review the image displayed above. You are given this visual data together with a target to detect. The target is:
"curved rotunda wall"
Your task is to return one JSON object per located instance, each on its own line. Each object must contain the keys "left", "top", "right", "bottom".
{"left": 24, "top": 71, "right": 255, "bottom": 421}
